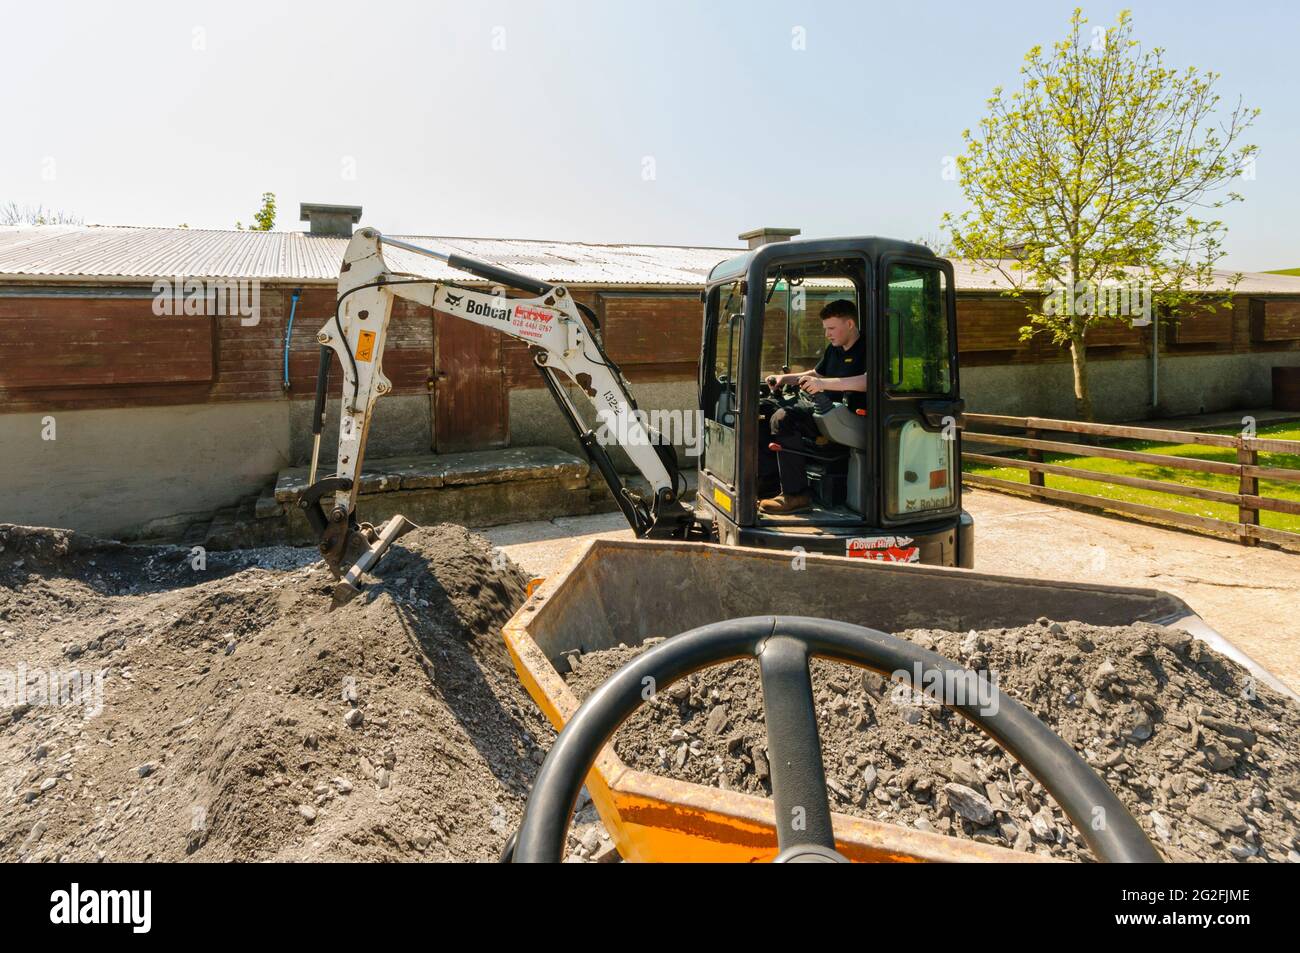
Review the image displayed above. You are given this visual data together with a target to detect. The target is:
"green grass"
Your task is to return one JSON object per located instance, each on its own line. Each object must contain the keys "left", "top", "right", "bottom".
{"left": 1265, "top": 267, "right": 1300, "bottom": 276}
{"left": 964, "top": 421, "right": 1300, "bottom": 533}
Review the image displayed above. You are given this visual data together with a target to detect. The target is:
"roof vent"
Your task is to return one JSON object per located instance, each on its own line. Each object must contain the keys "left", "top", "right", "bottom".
{"left": 738, "top": 226, "right": 801, "bottom": 249}
{"left": 300, "top": 203, "right": 363, "bottom": 238}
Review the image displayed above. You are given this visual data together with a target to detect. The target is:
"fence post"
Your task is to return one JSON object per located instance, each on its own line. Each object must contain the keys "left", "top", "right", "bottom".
{"left": 1026, "top": 427, "right": 1045, "bottom": 488}
{"left": 1237, "top": 437, "right": 1258, "bottom": 547}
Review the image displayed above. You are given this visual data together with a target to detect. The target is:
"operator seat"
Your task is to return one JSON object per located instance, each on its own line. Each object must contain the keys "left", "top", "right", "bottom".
{"left": 812, "top": 405, "right": 868, "bottom": 513}
{"left": 775, "top": 400, "right": 868, "bottom": 512}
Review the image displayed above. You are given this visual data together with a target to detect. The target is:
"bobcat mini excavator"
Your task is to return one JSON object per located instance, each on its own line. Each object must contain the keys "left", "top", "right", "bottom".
{"left": 303, "top": 228, "right": 973, "bottom": 600}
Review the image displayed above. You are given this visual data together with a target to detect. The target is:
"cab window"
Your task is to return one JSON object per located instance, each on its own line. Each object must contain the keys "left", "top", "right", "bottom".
{"left": 763, "top": 268, "right": 861, "bottom": 375}
{"left": 884, "top": 264, "right": 951, "bottom": 395}
{"left": 702, "top": 280, "right": 742, "bottom": 487}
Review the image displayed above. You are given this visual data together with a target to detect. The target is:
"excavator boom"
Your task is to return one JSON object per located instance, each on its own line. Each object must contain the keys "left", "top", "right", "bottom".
{"left": 301, "top": 228, "right": 706, "bottom": 596}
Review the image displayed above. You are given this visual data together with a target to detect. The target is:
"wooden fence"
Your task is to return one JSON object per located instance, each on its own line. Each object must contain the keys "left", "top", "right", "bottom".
{"left": 961, "top": 413, "right": 1300, "bottom": 549}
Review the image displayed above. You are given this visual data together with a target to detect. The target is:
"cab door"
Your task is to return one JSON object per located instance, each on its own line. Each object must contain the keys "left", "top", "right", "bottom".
{"left": 876, "top": 256, "right": 962, "bottom": 526}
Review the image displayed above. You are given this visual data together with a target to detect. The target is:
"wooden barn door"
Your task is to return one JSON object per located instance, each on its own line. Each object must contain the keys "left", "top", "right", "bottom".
{"left": 432, "top": 311, "right": 508, "bottom": 452}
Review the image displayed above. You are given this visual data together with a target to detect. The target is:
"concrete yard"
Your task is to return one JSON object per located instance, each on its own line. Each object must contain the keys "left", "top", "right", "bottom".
{"left": 485, "top": 486, "right": 1300, "bottom": 695}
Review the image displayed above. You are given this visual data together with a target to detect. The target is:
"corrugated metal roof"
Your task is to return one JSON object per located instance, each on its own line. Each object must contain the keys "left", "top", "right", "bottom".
{"left": 0, "top": 225, "right": 733, "bottom": 288}
{"left": 948, "top": 257, "right": 1300, "bottom": 295}
{"left": 2, "top": 224, "right": 1299, "bottom": 295}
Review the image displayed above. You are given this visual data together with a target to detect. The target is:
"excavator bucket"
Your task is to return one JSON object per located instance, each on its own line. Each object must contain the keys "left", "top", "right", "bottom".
{"left": 331, "top": 514, "right": 418, "bottom": 605}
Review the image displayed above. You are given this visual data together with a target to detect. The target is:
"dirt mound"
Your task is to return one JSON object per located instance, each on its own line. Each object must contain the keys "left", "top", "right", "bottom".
{"left": 0, "top": 523, "right": 555, "bottom": 861}
{"left": 565, "top": 620, "right": 1300, "bottom": 862}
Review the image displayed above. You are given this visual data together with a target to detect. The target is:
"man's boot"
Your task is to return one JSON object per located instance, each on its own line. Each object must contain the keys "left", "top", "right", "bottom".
{"left": 758, "top": 491, "right": 813, "bottom": 514}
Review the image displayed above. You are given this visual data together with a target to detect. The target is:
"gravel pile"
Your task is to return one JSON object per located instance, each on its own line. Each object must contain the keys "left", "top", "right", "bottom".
{"left": 565, "top": 619, "right": 1300, "bottom": 862}
{"left": 0, "top": 522, "right": 561, "bottom": 862}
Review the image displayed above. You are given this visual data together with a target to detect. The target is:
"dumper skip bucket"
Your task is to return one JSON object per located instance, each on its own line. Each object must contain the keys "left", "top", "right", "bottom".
{"left": 501, "top": 538, "right": 1208, "bottom": 862}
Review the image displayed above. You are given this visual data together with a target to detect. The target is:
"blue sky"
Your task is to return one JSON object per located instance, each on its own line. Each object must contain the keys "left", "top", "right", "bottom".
{"left": 3, "top": 0, "right": 1295, "bottom": 269}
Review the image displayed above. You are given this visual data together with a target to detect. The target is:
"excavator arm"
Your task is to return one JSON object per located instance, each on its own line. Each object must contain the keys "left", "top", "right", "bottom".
{"left": 300, "top": 228, "right": 705, "bottom": 596}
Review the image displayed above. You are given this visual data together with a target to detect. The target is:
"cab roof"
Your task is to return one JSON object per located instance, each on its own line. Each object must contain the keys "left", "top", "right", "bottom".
{"left": 707, "top": 235, "right": 938, "bottom": 284}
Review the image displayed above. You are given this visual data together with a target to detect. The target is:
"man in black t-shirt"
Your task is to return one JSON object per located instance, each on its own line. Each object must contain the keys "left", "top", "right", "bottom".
{"left": 758, "top": 298, "right": 867, "bottom": 514}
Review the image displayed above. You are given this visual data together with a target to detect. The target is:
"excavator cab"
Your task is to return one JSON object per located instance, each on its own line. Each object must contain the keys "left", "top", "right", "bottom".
{"left": 697, "top": 236, "right": 974, "bottom": 567}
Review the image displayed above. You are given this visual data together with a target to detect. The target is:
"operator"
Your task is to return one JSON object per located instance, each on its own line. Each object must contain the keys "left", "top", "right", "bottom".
{"left": 758, "top": 298, "right": 866, "bottom": 514}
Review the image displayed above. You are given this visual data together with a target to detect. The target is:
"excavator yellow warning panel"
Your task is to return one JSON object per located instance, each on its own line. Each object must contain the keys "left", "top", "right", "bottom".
{"left": 356, "top": 330, "right": 376, "bottom": 362}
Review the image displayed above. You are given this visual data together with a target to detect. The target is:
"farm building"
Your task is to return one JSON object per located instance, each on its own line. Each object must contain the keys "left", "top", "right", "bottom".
{"left": 2, "top": 206, "right": 1300, "bottom": 540}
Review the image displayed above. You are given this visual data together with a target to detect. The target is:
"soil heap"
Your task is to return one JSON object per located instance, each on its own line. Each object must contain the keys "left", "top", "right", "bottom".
{"left": 566, "top": 620, "right": 1300, "bottom": 862}
{"left": 0, "top": 522, "right": 556, "bottom": 861}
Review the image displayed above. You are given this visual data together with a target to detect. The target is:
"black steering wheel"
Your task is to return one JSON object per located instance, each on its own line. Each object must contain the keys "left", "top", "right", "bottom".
{"left": 763, "top": 379, "right": 833, "bottom": 416}
{"left": 512, "top": 616, "right": 1162, "bottom": 863}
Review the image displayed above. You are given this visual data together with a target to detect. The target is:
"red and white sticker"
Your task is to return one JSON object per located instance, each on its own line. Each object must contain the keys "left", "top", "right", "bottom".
{"left": 512, "top": 304, "right": 555, "bottom": 340}
{"left": 847, "top": 535, "right": 920, "bottom": 563}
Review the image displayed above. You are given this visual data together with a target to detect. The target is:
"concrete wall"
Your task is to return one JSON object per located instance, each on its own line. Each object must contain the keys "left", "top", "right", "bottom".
{"left": 288, "top": 393, "right": 431, "bottom": 466}
{"left": 0, "top": 401, "right": 291, "bottom": 538}
{"left": 509, "top": 379, "right": 701, "bottom": 471}
{"left": 7, "top": 351, "right": 1298, "bottom": 540}
{"left": 963, "top": 351, "right": 1300, "bottom": 421}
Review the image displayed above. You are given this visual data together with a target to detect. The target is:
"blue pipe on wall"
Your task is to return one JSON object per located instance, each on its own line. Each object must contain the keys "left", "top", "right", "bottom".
{"left": 283, "top": 288, "right": 301, "bottom": 391}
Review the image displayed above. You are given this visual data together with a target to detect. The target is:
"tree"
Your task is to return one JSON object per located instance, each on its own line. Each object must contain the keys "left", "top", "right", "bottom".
{"left": 942, "top": 9, "right": 1257, "bottom": 419}
{"left": 237, "top": 192, "right": 277, "bottom": 231}
{"left": 1, "top": 202, "right": 82, "bottom": 225}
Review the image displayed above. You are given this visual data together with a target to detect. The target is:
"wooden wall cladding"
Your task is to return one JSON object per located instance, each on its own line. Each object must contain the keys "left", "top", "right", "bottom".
{"left": 0, "top": 298, "right": 214, "bottom": 390}
{"left": 1251, "top": 298, "right": 1300, "bottom": 342}
{"left": 4, "top": 283, "right": 1298, "bottom": 414}
{"left": 957, "top": 296, "right": 1032, "bottom": 352}
{"left": 1167, "top": 302, "right": 1234, "bottom": 345}
{"left": 0, "top": 286, "right": 435, "bottom": 411}
{"left": 598, "top": 294, "right": 701, "bottom": 365}
{"left": 1083, "top": 318, "right": 1144, "bottom": 348}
